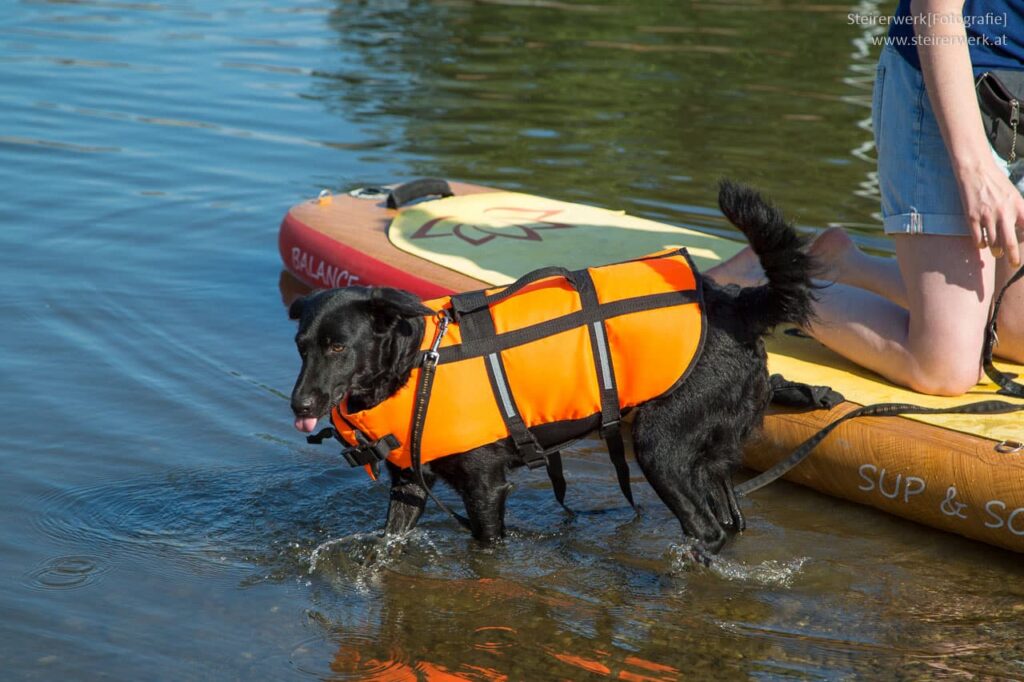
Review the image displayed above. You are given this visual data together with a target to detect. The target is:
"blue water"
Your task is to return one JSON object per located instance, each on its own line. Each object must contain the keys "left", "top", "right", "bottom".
{"left": 3, "top": 0, "right": 1024, "bottom": 679}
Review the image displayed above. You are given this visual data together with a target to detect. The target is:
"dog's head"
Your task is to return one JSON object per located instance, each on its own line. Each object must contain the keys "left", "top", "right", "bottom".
{"left": 288, "top": 286, "right": 432, "bottom": 432}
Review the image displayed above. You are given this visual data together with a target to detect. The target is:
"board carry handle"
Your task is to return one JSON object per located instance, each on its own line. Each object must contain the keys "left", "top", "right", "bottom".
{"left": 386, "top": 178, "right": 454, "bottom": 209}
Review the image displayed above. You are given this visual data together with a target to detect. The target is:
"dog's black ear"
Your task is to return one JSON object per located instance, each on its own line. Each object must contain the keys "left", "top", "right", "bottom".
{"left": 368, "top": 287, "right": 432, "bottom": 330}
{"left": 288, "top": 289, "right": 327, "bottom": 321}
{"left": 288, "top": 295, "right": 307, "bottom": 321}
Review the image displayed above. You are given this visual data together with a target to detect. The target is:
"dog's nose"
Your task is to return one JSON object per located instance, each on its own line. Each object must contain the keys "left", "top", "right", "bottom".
{"left": 291, "top": 395, "right": 317, "bottom": 416}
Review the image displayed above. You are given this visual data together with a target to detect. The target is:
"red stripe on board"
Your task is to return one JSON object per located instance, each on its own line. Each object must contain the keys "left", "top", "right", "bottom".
{"left": 278, "top": 211, "right": 455, "bottom": 299}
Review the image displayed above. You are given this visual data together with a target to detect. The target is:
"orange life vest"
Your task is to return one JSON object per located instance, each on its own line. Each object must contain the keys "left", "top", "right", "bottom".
{"left": 328, "top": 249, "right": 706, "bottom": 481}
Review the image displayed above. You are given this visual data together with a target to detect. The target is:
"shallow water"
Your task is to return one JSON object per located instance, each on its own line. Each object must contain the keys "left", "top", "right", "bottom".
{"left": 2, "top": 0, "right": 1023, "bottom": 679}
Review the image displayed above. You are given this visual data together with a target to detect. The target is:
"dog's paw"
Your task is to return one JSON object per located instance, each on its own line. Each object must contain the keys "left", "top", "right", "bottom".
{"left": 690, "top": 545, "right": 714, "bottom": 567}
{"left": 674, "top": 541, "right": 715, "bottom": 568}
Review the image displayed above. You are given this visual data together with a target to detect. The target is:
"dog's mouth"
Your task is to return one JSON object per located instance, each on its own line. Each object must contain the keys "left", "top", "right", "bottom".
{"left": 293, "top": 387, "right": 349, "bottom": 433}
{"left": 294, "top": 416, "right": 320, "bottom": 433}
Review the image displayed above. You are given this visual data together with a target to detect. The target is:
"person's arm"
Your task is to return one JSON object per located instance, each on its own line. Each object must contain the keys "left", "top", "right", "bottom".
{"left": 911, "top": 0, "right": 1024, "bottom": 265}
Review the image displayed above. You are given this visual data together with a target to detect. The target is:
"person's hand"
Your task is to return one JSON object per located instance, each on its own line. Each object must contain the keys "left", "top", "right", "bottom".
{"left": 956, "top": 159, "right": 1024, "bottom": 266}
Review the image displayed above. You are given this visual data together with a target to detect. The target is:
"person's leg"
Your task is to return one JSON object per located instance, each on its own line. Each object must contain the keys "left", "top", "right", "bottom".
{"left": 805, "top": 235, "right": 994, "bottom": 395}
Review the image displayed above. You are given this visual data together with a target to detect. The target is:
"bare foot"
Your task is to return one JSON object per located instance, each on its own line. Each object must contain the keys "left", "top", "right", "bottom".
{"left": 708, "top": 226, "right": 860, "bottom": 288}
{"left": 807, "top": 227, "right": 858, "bottom": 283}
{"left": 705, "top": 246, "right": 766, "bottom": 287}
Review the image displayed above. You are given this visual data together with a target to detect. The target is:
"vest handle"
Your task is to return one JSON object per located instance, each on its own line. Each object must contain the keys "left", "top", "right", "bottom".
{"left": 450, "top": 266, "right": 586, "bottom": 320}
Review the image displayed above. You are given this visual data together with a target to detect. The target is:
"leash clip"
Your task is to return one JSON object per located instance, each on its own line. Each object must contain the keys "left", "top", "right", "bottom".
{"left": 424, "top": 311, "right": 450, "bottom": 367}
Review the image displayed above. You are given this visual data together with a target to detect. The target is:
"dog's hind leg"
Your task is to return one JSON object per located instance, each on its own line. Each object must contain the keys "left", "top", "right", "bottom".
{"left": 706, "top": 474, "right": 745, "bottom": 533}
{"left": 705, "top": 472, "right": 734, "bottom": 529}
{"left": 720, "top": 475, "right": 745, "bottom": 532}
{"left": 700, "top": 456, "right": 746, "bottom": 533}
{"left": 631, "top": 433, "right": 727, "bottom": 557}
{"left": 384, "top": 462, "right": 435, "bottom": 537}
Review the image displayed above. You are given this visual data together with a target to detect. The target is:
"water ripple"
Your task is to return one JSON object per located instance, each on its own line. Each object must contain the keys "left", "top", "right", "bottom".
{"left": 0, "top": 135, "right": 120, "bottom": 154}
{"left": 33, "top": 462, "right": 377, "bottom": 581}
{"left": 24, "top": 555, "right": 110, "bottom": 591}
{"left": 288, "top": 634, "right": 411, "bottom": 680}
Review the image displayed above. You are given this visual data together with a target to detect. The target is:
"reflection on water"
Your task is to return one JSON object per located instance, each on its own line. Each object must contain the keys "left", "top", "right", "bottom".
{"left": 3, "top": 0, "right": 1024, "bottom": 679}
{"left": 317, "top": 0, "right": 886, "bottom": 238}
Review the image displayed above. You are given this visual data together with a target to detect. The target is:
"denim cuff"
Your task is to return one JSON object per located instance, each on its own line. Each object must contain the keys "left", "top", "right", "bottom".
{"left": 882, "top": 210, "right": 971, "bottom": 236}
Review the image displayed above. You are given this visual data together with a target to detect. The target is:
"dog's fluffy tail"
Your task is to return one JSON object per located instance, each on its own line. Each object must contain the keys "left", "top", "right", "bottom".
{"left": 717, "top": 180, "right": 816, "bottom": 333}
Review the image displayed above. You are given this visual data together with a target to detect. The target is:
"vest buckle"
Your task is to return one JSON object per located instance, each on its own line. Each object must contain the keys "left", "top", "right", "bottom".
{"left": 600, "top": 420, "right": 621, "bottom": 440}
{"left": 523, "top": 452, "right": 547, "bottom": 470}
{"left": 340, "top": 434, "right": 400, "bottom": 468}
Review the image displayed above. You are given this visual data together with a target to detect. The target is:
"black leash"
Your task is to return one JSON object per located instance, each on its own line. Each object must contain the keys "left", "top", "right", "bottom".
{"left": 409, "top": 312, "right": 474, "bottom": 531}
{"left": 984, "top": 264, "right": 1024, "bottom": 397}
{"left": 740, "top": 264, "right": 1024, "bottom": 496}
{"left": 736, "top": 398, "right": 1024, "bottom": 496}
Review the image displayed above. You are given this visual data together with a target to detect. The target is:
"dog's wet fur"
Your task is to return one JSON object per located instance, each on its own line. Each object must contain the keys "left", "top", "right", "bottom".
{"left": 289, "top": 182, "right": 816, "bottom": 558}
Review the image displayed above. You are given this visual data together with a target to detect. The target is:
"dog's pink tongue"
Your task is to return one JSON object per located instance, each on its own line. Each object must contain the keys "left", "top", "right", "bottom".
{"left": 294, "top": 417, "right": 319, "bottom": 433}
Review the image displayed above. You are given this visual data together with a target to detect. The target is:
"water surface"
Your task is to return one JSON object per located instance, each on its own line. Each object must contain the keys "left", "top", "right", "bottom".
{"left": 3, "top": 0, "right": 1023, "bottom": 679}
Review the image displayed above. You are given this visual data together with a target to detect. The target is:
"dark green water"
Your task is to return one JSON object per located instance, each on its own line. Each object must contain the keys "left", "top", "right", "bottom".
{"left": 2, "top": 0, "right": 1023, "bottom": 679}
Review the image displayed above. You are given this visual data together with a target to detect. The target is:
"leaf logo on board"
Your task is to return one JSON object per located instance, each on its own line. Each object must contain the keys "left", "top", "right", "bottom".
{"left": 409, "top": 206, "right": 575, "bottom": 246}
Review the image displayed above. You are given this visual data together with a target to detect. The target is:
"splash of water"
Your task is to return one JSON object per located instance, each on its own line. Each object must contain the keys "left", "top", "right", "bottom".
{"left": 669, "top": 541, "right": 809, "bottom": 588}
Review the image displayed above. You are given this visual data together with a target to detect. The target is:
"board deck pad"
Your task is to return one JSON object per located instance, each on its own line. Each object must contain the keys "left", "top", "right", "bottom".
{"left": 388, "top": 191, "right": 1024, "bottom": 444}
{"left": 389, "top": 191, "right": 738, "bottom": 283}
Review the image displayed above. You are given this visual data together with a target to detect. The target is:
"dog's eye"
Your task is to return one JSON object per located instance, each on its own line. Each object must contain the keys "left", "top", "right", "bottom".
{"left": 328, "top": 343, "right": 345, "bottom": 354}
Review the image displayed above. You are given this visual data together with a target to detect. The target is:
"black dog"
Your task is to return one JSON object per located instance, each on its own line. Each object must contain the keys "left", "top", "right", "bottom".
{"left": 289, "top": 182, "right": 814, "bottom": 555}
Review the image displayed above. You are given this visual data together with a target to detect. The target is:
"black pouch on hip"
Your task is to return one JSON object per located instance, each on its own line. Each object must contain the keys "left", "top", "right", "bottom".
{"left": 976, "top": 69, "right": 1024, "bottom": 163}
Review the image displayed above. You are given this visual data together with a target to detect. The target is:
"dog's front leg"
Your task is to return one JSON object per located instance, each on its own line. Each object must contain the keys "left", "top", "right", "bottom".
{"left": 383, "top": 462, "right": 434, "bottom": 537}
{"left": 460, "top": 481, "right": 512, "bottom": 543}
{"left": 431, "top": 444, "right": 513, "bottom": 543}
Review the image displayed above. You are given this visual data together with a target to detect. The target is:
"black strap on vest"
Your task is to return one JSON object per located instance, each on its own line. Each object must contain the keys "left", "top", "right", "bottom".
{"left": 306, "top": 427, "right": 398, "bottom": 478}
{"left": 309, "top": 405, "right": 397, "bottom": 475}
{"left": 306, "top": 427, "right": 335, "bottom": 445}
{"left": 450, "top": 266, "right": 582, "bottom": 321}
{"left": 545, "top": 451, "right": 569, "bottom": 508}
{"left": 452, "top": 287, "right": 546, "bottom": 469}
{"left": 576, "top": 269, "right": 636, "bottom": 511}
{"left": 448, "top": 266, "right": 638, "bottom": 509}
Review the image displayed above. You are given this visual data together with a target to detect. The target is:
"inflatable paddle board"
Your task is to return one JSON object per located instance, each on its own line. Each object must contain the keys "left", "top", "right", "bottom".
{"left": 279, "top": 179, "right": 1024, "bottom": 553}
